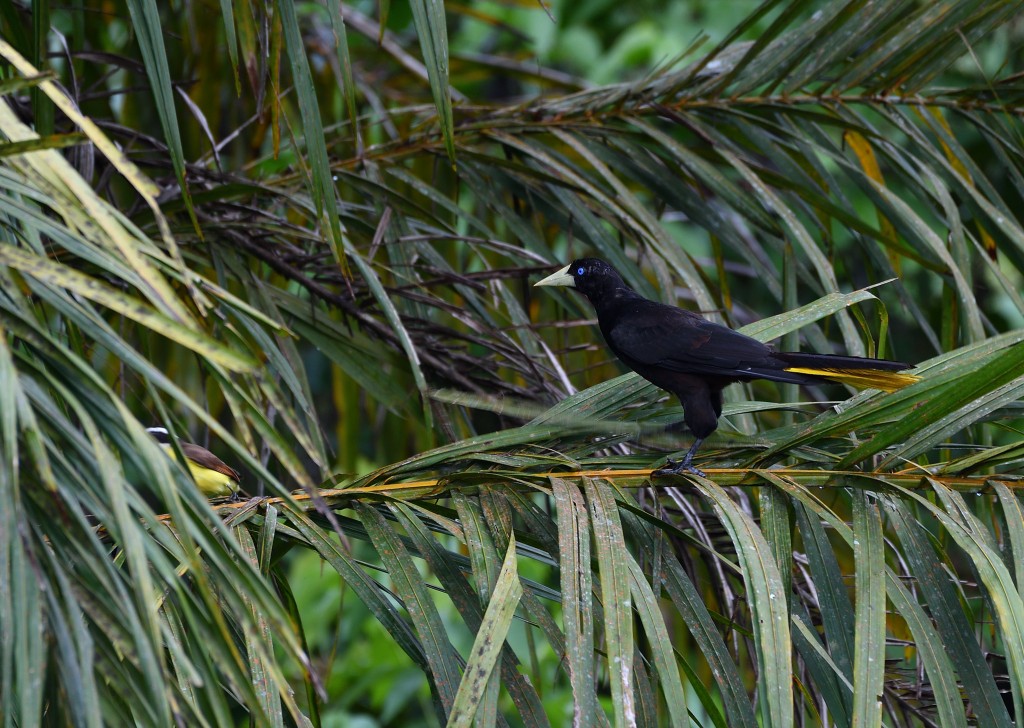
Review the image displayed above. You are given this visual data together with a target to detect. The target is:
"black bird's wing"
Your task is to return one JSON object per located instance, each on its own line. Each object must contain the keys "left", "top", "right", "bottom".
{"left": 604, "top": 300, "right": 785, "bottom": 378}
{"left": 603, "top": 299, "right": 917, "bottom": 391}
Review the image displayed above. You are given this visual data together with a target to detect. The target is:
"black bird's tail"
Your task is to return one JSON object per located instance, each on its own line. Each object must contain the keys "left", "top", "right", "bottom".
{"left": 773, "top": 352, "right": 919, "bottom": 393}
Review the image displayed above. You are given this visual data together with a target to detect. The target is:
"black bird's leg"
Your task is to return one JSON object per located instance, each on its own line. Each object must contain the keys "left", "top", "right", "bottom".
{"left": 655, "top": 386, "right": 718, "bottom": 477}
{"left": 656, "top": 437, "right": 706, "bottom": 477}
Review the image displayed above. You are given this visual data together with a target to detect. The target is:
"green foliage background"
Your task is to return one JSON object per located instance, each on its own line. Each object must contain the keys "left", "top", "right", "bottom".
{"left": 3, "top": 0, "right": 1024, "bottom": 726}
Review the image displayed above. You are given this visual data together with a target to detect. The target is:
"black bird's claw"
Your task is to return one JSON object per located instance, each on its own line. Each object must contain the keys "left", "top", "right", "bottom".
{"left": 654, "top": 458, "right": 706, "bottom": 478}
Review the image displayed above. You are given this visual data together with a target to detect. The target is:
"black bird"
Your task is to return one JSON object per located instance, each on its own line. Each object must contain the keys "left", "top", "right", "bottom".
{"left": 535, "top": 258, "right": 919, "bottom": 476}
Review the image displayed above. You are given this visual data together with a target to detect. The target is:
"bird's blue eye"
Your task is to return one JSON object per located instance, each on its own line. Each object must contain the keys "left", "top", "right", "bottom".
{"left": 576, "top": 266, "right": 585, "bottom": 276}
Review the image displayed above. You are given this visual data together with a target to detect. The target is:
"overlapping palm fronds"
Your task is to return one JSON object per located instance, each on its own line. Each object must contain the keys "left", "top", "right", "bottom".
{"left": 3, "top": 0, "right": 1024, "bottom": 725}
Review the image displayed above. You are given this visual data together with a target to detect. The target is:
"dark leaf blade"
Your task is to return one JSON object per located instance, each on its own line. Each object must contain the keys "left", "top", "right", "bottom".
{"left": 583, "top": 477, "right": 635, "bottom": 726}
{"left": 692, "top": 476, "right": 792, "bottom": 727}
{"left": 624, "top": 550, "right": 690, "bottom": 727}
{"left": 124, "top": 0, "right": 199, "bottom": 232}
{"left": 850, "top": 491, "right": 885, "bottom": 728}
{"left": 409, "top": 0, "right": 455, "bottom": 163}
{"left": 277, "top": 0, "right": 346, "bottom": 263}
{"left": 888, "top": 491, "right": 1014, "bottom": 728}
{"left": 446, "top": 535, "right": 523, "bottom": 728}
{"left": 356, "top": 502, "right": 462, "bottom": 715}
{"left": 551, "top": 478, "right": 598, "bottom": 725}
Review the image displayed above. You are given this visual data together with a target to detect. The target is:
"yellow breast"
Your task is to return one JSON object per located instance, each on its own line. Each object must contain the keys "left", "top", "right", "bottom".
{"left": 185, "top": 460, "right": 240, "bottom": 498}
{"left": 160, "top": 444, "right": 240, "bottom": 498}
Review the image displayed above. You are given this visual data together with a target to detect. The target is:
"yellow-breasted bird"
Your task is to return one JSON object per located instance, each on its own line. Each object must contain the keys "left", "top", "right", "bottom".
{"left": 147, "top": 427, "right": 242, "bottom": 500}
{"left": 535, "top": 258, "right": 920, "bottom": 476}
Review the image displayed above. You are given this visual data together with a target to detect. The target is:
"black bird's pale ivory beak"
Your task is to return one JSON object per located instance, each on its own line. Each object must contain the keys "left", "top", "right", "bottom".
{"left": 534, "top": 264, "right": 575, "bottom": 288}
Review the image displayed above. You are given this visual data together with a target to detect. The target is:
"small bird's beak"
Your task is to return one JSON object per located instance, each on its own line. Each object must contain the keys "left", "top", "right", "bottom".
{"left": 534, "top": 264, "right": 575, "bottom": 288}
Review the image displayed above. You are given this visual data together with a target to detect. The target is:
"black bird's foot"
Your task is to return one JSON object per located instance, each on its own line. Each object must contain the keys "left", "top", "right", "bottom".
{"left": 653, "top": 437, "right": 707, "bottom": 478}
{"left": 655, "top": 458, "right": 706, "bottom": 478}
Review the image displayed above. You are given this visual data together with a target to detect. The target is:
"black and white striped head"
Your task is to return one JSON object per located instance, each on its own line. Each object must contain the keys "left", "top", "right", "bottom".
{"left": 146, "top": 427, "right": 171, "bottom": 445}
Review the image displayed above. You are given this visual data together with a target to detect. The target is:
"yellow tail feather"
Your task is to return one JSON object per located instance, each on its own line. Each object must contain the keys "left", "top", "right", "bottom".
{"left": 783, "top": 367, "right": 920, "bottom": 393}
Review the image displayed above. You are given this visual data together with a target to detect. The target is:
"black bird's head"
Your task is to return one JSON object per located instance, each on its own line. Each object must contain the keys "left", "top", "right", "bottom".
{"left": 533, "top": 258, "right": 631, "bottom": 302}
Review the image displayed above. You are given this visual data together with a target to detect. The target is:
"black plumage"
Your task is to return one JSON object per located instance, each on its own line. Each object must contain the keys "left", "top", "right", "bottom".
{"left": 535, "top": 258, "right": 919, "bottom": 475}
